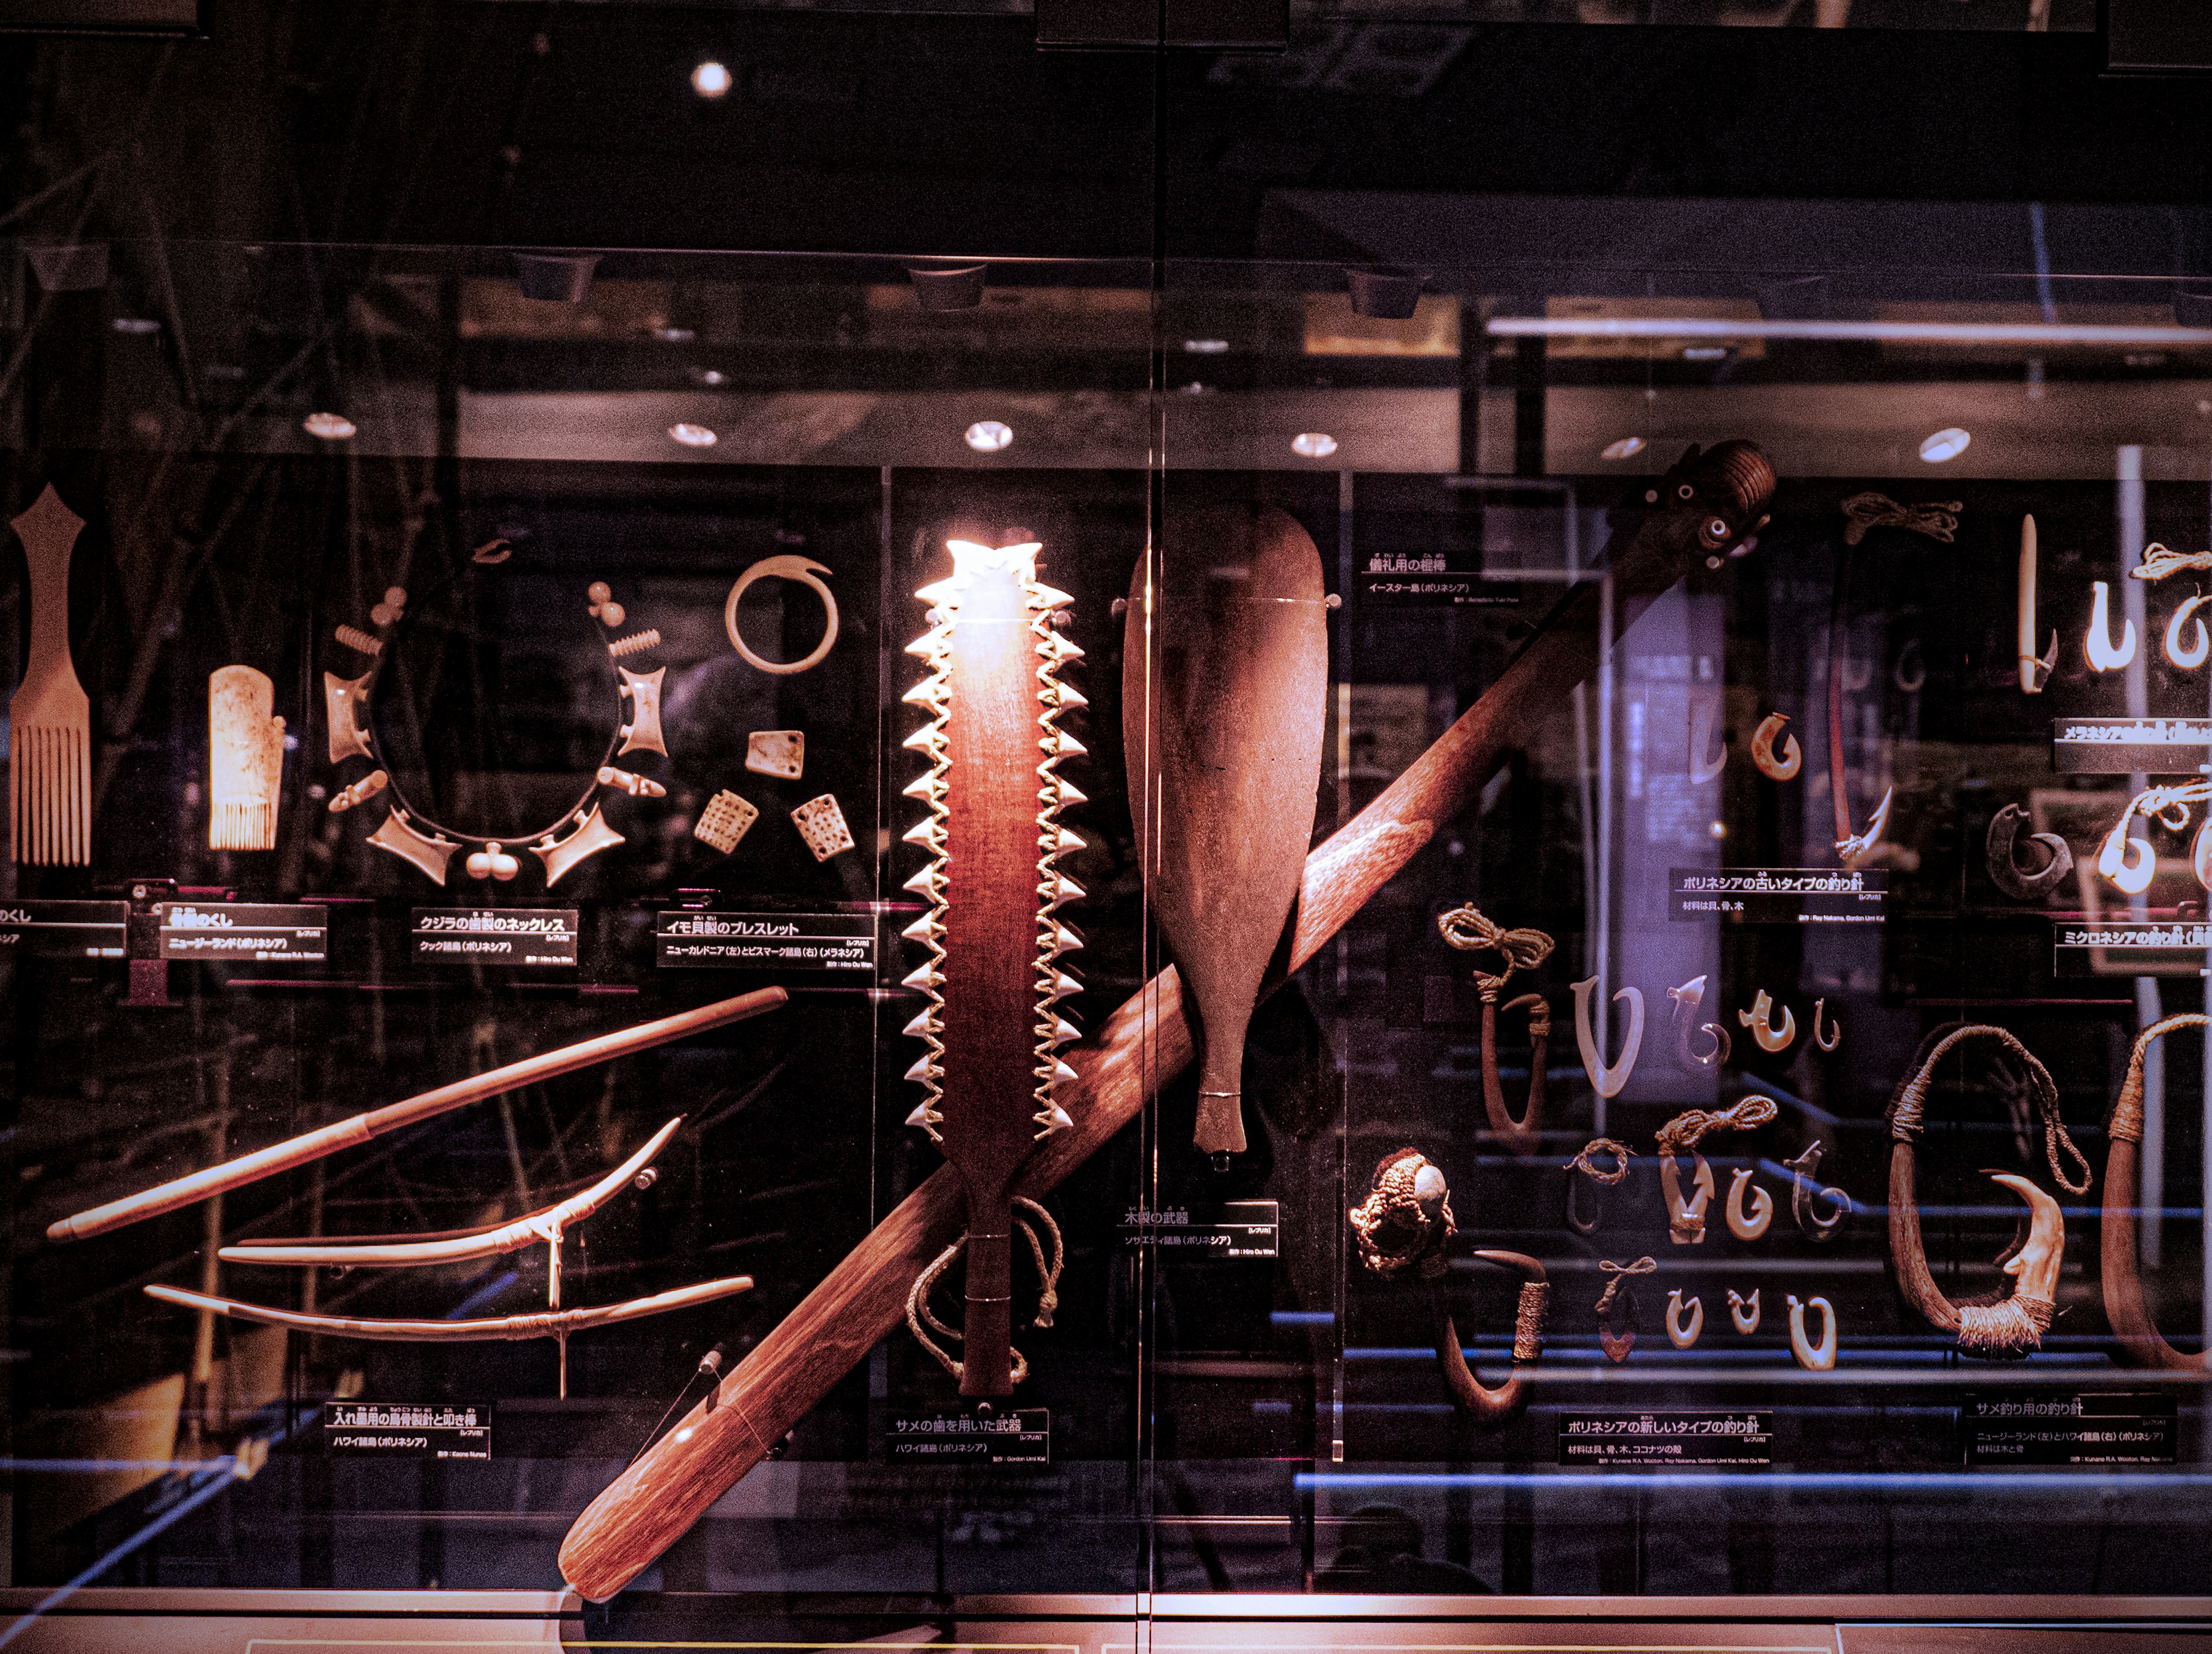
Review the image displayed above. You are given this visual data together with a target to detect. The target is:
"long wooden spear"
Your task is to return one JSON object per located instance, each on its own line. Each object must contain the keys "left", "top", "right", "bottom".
{"left": 558, "top": 441, "right": 1777, "bottom": 1601}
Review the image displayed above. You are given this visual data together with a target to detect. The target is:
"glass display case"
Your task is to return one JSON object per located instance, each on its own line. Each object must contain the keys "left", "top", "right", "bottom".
{"left": 7, "top": 13, "right": 2212, "bottom": 1645}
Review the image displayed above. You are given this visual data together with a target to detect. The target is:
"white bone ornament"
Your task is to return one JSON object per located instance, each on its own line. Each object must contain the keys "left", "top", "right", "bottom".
{"left": 209, "top": 665, "right": 286, "bottom": 851}
{"left": 695, "top": 790, "right": 759, "bottom": 856}
{"left": 534, "top": 805, "right": 626, "bottom": 886}
{"left": 1571, "top": 978, "right": 1643, "bottom": 1099}
{"left": 324, "top": 671, "right": 373, "bottom": 762}
{"left": 368, "top": 808, "right": 460, "bottom": 884}
{"left": 1729, "top": 1289, "right": 1760, "bottom": 1334}
{"left": 791, "top": 793, "right": 855, "bottom": 862}
{"left": 596, "top": 767, "right": 666, "bottom": 799}
{"left": 328, "top": 769, "right": 388, "bottom": 813}
{"left": 617, "top": 667, "right": 668, "bottom": 758}
{"left": 746, "top": 731, "right": 805, "bottom": 780}
{"left": 1665, "top": 1290, "right": 1703, "bottom": 1349}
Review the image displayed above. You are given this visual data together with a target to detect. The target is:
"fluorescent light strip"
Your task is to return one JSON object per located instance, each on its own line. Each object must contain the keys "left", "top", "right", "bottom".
{"left": 1488, "top": 316, "right": 2212, "bottom": 346}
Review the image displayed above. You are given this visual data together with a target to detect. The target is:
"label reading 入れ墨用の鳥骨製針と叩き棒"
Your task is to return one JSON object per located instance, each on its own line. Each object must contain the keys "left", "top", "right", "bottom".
{"left": 325, "top": 1402, "right": 491, "bottom": 1460}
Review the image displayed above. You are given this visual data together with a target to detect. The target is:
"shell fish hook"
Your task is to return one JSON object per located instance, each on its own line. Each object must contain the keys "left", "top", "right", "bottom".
{"left": 1689, "top": 702, "right": 1728, "bottom": 785}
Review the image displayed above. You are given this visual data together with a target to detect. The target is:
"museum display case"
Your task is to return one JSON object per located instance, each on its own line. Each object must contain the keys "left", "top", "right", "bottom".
{"left": 7, "top": 14, "right": 2212, "bottom": 1643}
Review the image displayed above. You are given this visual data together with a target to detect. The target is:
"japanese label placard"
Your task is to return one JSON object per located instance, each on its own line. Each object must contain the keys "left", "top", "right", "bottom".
{"left": 0, "top": 899, "right": 127, "bottom": 959}
{"left": 1119, "top": 1200, "right": 1280, "bottom": 1259}
{"left": 326, "top": 1401, "right": 491, "bottom": 1459}
{"left": 887, "top": 1407, "right": 1049, "bottom": 1464}
{"left": 1559, "top": 1410, "right": 1773, "bottom": 1467}
{"left": 1962, "top": 1393, "right": 2176, "bottom": 1467}
{"left": 2051, "top": 717, "right": 2212, "bottom": 774}
{"left": 411, "top": 908, "right": 579, "bottom": 967}
{"left": 156, "top": 902, "right": 328, "bottom": 962}
{"left": 1669, "top": 868, "right": 1886, "bottom": 925}
{"left": 654, "top": 909, "right": 874, "bottom": 972}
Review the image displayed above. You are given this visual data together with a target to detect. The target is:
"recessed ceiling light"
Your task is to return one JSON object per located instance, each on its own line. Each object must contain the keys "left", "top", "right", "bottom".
{"left": 965, "top": 420, "right": 1013, "bottom": 452}
{"left": 302, "top": 412, "right": 356, "bottom": 440}
{"left": 691, "top": 60, "right": 732, "bottom": 98}
{"left": 1291, "top": 432, "right": 1339, "bottom": 459}
{"left": 1919, "top": 427, "right": 1971, "bottom": 463}
{"left": 696, "top": 368, "right": 726, "bottom": 387}
{"left": 669, "top": 422, "right": 718, "bottom": 448}
{"left": 1601, "top": 437, "right": 1647, "bottom": 461}
{"left": 111, "top": 317, "right": 159, "bottom": 335}
{"left": 653, "top": 325, "right": 696, "bottom": 343}
{"left": 1682, "top": 345, "right": 1730, "bottom": 361}
{"left": 1183, "top": 338, "right": 1229, "bottom": 354}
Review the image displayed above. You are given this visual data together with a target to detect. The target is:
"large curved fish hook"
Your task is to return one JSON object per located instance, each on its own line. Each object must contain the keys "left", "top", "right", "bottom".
{"left": 1885, "top": 1023, "right": 2087, "bottom": 1357}
{"left": 2104, "top": 1014, "right": 2212, "bottom": 1372}
{"left": 1433, "top": 1250, "right": 1549, "bottom": 1424}
{"left": 1571, "top": 978, "right": 1644, "bottom": 1100}
{"left": 1985, "top": 804, "right": 2072, "bottom": 900}
{"left": 1438, "top": 903, "right": 1554, "bottom": 1154}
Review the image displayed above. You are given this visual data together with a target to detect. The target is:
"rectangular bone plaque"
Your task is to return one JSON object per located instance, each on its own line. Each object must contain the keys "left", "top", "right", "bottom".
{"left": 694, "top": 790, "right": 759, "bottom": 856}
{"left": 790, "top": 793, "right": 855, "bottom": 862}
{"left": 745, "top": 729, "right": 805, "bottom": 780}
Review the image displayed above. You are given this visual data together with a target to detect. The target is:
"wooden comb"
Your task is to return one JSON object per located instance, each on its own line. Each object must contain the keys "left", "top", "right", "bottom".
{"left": 1124, "top": 505, "right": 1327, "bottom": 1157}
{"left": 10, "top": 486, "right": 92, "bottom": 866}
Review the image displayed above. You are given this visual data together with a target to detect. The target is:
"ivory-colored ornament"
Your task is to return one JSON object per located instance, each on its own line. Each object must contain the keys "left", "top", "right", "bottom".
{"left": 328, "top": 769, "right": 388, "bottom": 813}
{"left": 746, "top": 731, "right": 805, "bottom": 780}
{"left": 695, "top": 790, "right": 759, "bottom": 855}
{"left": 618, "top": 667, "right": 667, "bottom": 758}
{"left": 464, "top": 843, "right": 522, "bottom": 881}
{"left": 209, "top": 666, "right": 286, "bottom": 850}
{"left": 368, "top": 808, "right": 460, "bottom": 884}
{"left": 324, "top": 671, "right": 373, "bottom": 762}
{"left": 596, "top": 766, "right": 667, "bottom": 799}
{"left": 791, "top": 793, "right": 854, "bottom": 862}
{"left": 534, "top": 804, "right": 626, "bottom": 886}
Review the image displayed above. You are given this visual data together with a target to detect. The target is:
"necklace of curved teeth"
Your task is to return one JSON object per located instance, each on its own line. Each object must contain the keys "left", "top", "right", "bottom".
{"left": 896, "top": 540, "right": 1089, "bottom": 1145}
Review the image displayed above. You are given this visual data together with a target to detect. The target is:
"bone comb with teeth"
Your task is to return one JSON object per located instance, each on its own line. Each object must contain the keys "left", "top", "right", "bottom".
{"left": 9, "top": 487, "right": 93, "bottom": 866}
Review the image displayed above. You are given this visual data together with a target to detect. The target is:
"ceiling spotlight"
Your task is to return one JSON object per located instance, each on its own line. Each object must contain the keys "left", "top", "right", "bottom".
{"left": 669, "top": 422, "right": 718, "bottom": 448}
{"left": 1600, "top": 436, "right": 1647, "bottom": 461}
{"left": 1183, "top": 338, "right": 1230, "bottom": 354}
{"left": 302, "top": 412, "right": 357, "bottom": 441}
{"left": 692, "top": 60, "right": 733, "bottom": 98}
{"left": 111, "top": 317, "right": 160, "bottom": 335}
{"left": 1291, "top": 432, "right": 1339, "bottom": 460}
{"left": 696, "top": 368, "right": 727, "bottom": 387}
{"left": 1919, "top": 427, "right": 1971, "bottom": 464}
{"left": 964, "top": 420, "right": 1013, "bottom": 453}
{"left": 653, "top": 325, "right": 696, "bottom": 343}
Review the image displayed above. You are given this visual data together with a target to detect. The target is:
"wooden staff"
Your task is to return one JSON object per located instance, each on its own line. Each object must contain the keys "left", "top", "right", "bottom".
{"left": 558, "top": 441, "right": 1776, "bottom": 1603}
{"left": 145, "top": 1275, "right": 753, "bottom": 1341}
{"left": 49, "top": 989, "right": 786, "bottom": 1244}
{"left": 221, "top": 1116, "right": 684, "bottom": 1268}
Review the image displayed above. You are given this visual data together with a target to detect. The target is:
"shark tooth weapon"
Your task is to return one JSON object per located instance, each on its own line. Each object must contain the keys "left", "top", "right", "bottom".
{"left": 556, "top": 440, "right": 1775, "bottom": 1602}
{"left": 896, "top": 539, "right": 1084, "bottom": 1398}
